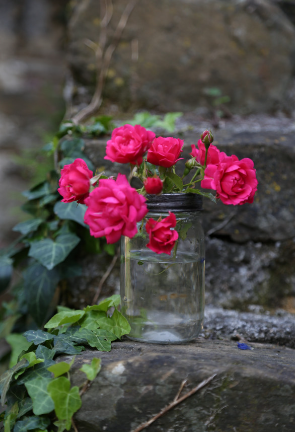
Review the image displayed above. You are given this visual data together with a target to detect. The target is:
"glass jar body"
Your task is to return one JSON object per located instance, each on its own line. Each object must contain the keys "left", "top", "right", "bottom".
{"left": 120, "top": 209, "right": 205, "bottom": 344}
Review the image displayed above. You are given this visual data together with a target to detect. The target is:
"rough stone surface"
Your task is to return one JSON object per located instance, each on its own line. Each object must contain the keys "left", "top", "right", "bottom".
{"left": 82, "top": 118, "right": 295, "bottom": 310}
{"left": 67, "top": 339, "right": 295, "bottom": 431}
{"left": 68, "top": 0, "right": 295, "bottom": 114}
{"left": 204, "top": 306, "right": 295, "bottom": 348}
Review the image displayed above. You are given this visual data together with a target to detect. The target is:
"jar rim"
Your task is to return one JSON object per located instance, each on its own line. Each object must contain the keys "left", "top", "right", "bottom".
{"left": 146, "top": 193, "right": 203, "bottom": 213}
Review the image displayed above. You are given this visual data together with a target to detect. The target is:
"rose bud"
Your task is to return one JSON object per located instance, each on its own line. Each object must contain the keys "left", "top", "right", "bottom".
{"left": 200, "top": 130, "right": 214, "bottom": 149}
{"left": 144, "top": 176, "right": 163, "bottom": 195}
{"left": 185, "top": 158, "right": 198, "bottom": 170}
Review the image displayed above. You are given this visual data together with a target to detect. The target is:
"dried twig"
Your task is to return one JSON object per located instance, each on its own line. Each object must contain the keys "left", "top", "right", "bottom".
{"left": 130, "top": 374, "right": 216, "bottom": 432}
{"left": 173, "top": 379, "right": 187, "bottom": 402}
{"left": 71, "top": 418, "right": 79, "bottom": 432}
{"left": 206, "top": 211, "right": 237, "bottom": 237}
{"left": 72, "top": 0, "right": 138, "bottom": 124}
{"left": 91, "top": 246, "right": 120, "bottom": 305}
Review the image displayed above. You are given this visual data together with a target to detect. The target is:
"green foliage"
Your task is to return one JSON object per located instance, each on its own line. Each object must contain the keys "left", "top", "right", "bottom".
{"left": 0, "top": 296, "right": 126, "bottom": 431}
{"left": 128, "top": 111, "right": 182, "bottom": 132}
{"left": 80, "top": 358, "right": 101, "bottom": 381}
{"left": 185, "top": 188, "right": 217, "bottom": 203}
{"left": 53, "top": 202, "right": 87, "bottom": 227}
{"left": 5, "top": 334, "right": 32, "bottom": 368}
{"left": 165, "top": 172, "right": 183, "bottom": 191}
{"left": 0, "top": 256, "right": 13, "bottom": 293}
{"left": 47, "top": 377, "right": 81, "bottom": 430}
{"left": 13, "top": 219, "right": 44, "bottom": 236}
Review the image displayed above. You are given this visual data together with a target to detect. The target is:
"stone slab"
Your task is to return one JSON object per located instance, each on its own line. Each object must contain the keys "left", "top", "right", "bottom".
{"left": 67, "top": 339, "right": 295, "bottom": 431}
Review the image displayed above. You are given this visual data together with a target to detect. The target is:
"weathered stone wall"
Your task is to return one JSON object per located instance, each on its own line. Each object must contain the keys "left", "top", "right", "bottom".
{"left": 0, "top": 0, "right": 67, "bottom": 247}
{"left": 67, "top": 0, "right": 295, "bottom": 114}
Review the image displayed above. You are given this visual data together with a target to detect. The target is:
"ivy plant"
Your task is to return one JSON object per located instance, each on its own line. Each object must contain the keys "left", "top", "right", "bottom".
{"left": 1, "top": 295, "right": 130, "bottom": 432}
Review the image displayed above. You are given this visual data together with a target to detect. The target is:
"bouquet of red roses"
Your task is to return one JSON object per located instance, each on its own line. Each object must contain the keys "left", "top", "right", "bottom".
{"left": 58, "top": 125, "right": 258, "bottom": 255}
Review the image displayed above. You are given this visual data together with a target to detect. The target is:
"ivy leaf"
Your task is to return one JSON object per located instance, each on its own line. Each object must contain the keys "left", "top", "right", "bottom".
{"left": 35, "top": 345, "right": 56, "bottom": 361}
{"left": 179, "top": 222, "right": 192, "bottom": 240}
{"left": 0, "top": 359, "right": 28, "bottom": 405}
{"left": 45, "top": 311, "right": 85, "bottom": 328}
{"left": 22, "top": 182, "right": 51, "bottom": 201}
{"left": 47, "top": 362, "right": 71, "bottom": 378}
{"left": 78, "top": 329, "right": 115, "bottom": 352}
{"left": 54, "top": 202, "right": 87, "bottom": 227}
{"left": 17, "top": 398, "right": 33, "bottom": 419}
{"left": 60, "top": 138, "right": 84, "bottom": 155}
{"left": 24, "top": 376, "right": 54, "bottom": 415}
{"left": 14, "top": 353, "right": 44, "bottom": 380}
{"left": 16, "top": 357, "right": 55, "bottom": 386}
{"left": 23, "top": 330, "right": 55, "bottom": 346}
{"left": 79, "top": 358, "right": 101, "bottom": 381}
{"left": 0, "top": 256, "right": 13, "bottom": 294}
{"left": 185, "top": 188, "right": 216, "bottom": 203}
{"left": 5, "top": 334, "right": 32, "bottom": 367}
{"left": 85, "top": 294, "right": 121, "bottom": 313}
{"left": 96, "top": 309, "right": 131, "bottom": 339}
{"left": 47, "top": 377, "right": 82, "bottom": 430}
{"left": 13, "top": 219, "right": 44, "bottom": 236}
{"left": 39, "top": 193, "right": 59, "bottom": 207}
{"left": 156, "top": 112, "right": 182, "bottom": 132}
{"left": 78, "top": 311, "right": 106, "bottom": 330}
{"left": 24, "top": 263, "right": 60, "bottom": 327}
{"left": 13, "top": 415, "right": 50, "bottom": 432}
{"left": 54, "top": 419, "right": 68, "bottom": 432}
{"left": 28, "top": 234, "right": 80, "bottom": 271}
{"left": 53, "top": 335, "right": 85, "bottom": 356}
{"left": 166, "top": 172, "right": 183, "bottom": 191}
{"left": 4, "top": 401, "right": 18, "bottom": 432}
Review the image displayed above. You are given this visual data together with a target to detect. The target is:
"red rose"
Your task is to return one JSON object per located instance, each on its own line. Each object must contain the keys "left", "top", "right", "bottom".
{"left": 201, "top": 155, "right": 258, "bottom": 205}
{"left": 146, "top": 212, "right": 178, "bottom": 255}
{"left": 104, "top": 124, "right": 155, "bottom": 165}
{"left": 147, "top": 137, "right": 183, "bottom": 168}
{"left": 84, "top": 173, "right": 148, "bottom": 244}
{"left": 58, "top": 158, "right": 93, "bottom": 204}
{"left": 190, "top": 140, "right": 224, "bottom": 166}
{"left": 144, "top": 176, "right": 163, "bottom": 195}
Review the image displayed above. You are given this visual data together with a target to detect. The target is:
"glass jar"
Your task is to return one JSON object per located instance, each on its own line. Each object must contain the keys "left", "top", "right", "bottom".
{"left": 120, "top": 194, "right": 205, "bottom": 344}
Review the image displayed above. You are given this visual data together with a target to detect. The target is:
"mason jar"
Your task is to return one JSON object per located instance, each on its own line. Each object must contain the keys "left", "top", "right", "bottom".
{"left": 120, "top": 194, "right": 205, "bottom": 344}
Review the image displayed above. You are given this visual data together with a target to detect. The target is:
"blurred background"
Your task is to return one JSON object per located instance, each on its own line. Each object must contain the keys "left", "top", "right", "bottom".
{"left": 1, "top": 0, "right": 295, "bottom": 315}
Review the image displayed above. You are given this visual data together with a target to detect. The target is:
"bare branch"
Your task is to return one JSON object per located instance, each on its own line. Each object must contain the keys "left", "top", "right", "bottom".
{"left": 91, "top": 246, "right": 120, "bottom": 305}
{"left": 130, "top": 374, "right": 216, "bottom": 432}
{"left": 173, "top": 379, "right": 187, "bottom": 402}
{"left": 72, "top": 0, "right": 138, "bottom": 125}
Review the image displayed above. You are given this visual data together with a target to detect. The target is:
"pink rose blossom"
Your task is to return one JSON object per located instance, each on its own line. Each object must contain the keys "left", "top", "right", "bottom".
{"left": 201, "top": 155, "right": 258, "bottom": 205}
{"left": 190, "top": 140, "right": 225, "bottom": 166}
{"left": 144, "top": 176, "right": 163, "bottom": 195}
{"left": 147, "top": 137, "right": 183, "bottom": 168}
{"left": 104, "top": 124, "right": 155, "bottom": 165}
{"left": 84, "top": 173, "right": 148, "bottom": 244}
{"left": 58, "top": 158, "right": 93, "bottom": 204}
{"left": 146, "top": 212, "right": 178, "bottom": 255}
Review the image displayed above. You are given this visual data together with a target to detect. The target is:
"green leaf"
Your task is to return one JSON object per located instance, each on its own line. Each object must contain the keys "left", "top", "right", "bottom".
{"left": 128, "top": 112, "right": 160, "bottom": 128}
{"left": 53, "top": 335, "right": 84, "bottom": 356}
{"left": 0, "top": 359, "right": 28, "bottom": 405}
{"left": 60, "top": 138, "right": 84, "bottom": 155}
{"left": 45, "top": 310, "right": 85, "bottom": 328}
{"left": 4, "top": 401, "right": 18, "bottom": 432}
{"left": 35, "top": 345, "right": 56, "bottom": 361}
{"left": 96, "top": 309, "right": 131, "bottom": 339}
{"left": 185, "top": 188, "right": 216, "bottom": 203}
{"left": 203, "top": 87, "right": 222, "bottom": 97}
{"left": 78, "top": 329, "right": 115, "bottom": 352}
{"left": 21, "top": 200, "right": 49, "bottom": 219}
{"left": 22, "top": 182, "right": 51, "bottom": 201}
{"left": 78, "top": 311, "right": 106, "bottom": 330}
{"left": 103, "top": 242, "right": 116, "bottom": 256}
{"left": 166, "top": 172, "right": 183, "bottom": 191}
{"left": 14, "top": 353, "right": 44, "bottom": 379}
{"left": 179, "top": 222, "right": 192, "bottom": 240}
{"left": 24, "top": 376, "right": 54, "bottom": 415}
{"left": 13, "top": 415, "right": 50, "bottom": 432}
{"left": 54, "top": 419, "right": 68, "bottom": 432}
{"left": 6, "top": 334, "right": 32, "bottom": 368}
{"left": 24, "top": 263, "right": 60, "bottom": 327}
{"left": 54, "top": 202, "right": 87, "bottom": 227}
{"left": 28, "top": 234, "right": 80, "bottom": 271}
{"left": 0, "top": 256, "right": 13, "bottom": 293}
{"left": 39, "top": 194, "right": 59, "bottom": 207}
{"left": 13, "top": 219, "right": 44, "bottom": 236}
{"left": 162, "top": 177, "right": 174, "bottom": 194}
{"left": 80, "top": 358, "right": 101, "bottom": 381}
{"left": 47, "top": 362, "right": 70, "bottom": 378}
{"left": 156, "top": 112, "right": 182, "bottom": 132}
{"left": 17, "top": 398, "right": 33, "bottom": 418}
{"left": 47, "top": 377, "right": 81, "bottom": 430}
{"left": 23, "top": 331, "right": 55, "bottom": 346}
{"left": 16, "top": 354, "right": 55, "bottom": 386}
{"left": 85, "top": 295, "right": 121, "bottom": 313}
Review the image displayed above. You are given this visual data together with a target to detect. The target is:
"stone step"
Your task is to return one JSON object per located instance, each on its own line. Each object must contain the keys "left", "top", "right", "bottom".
{"left": 68, "top": 339, "right": 295, "bottom": 431}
